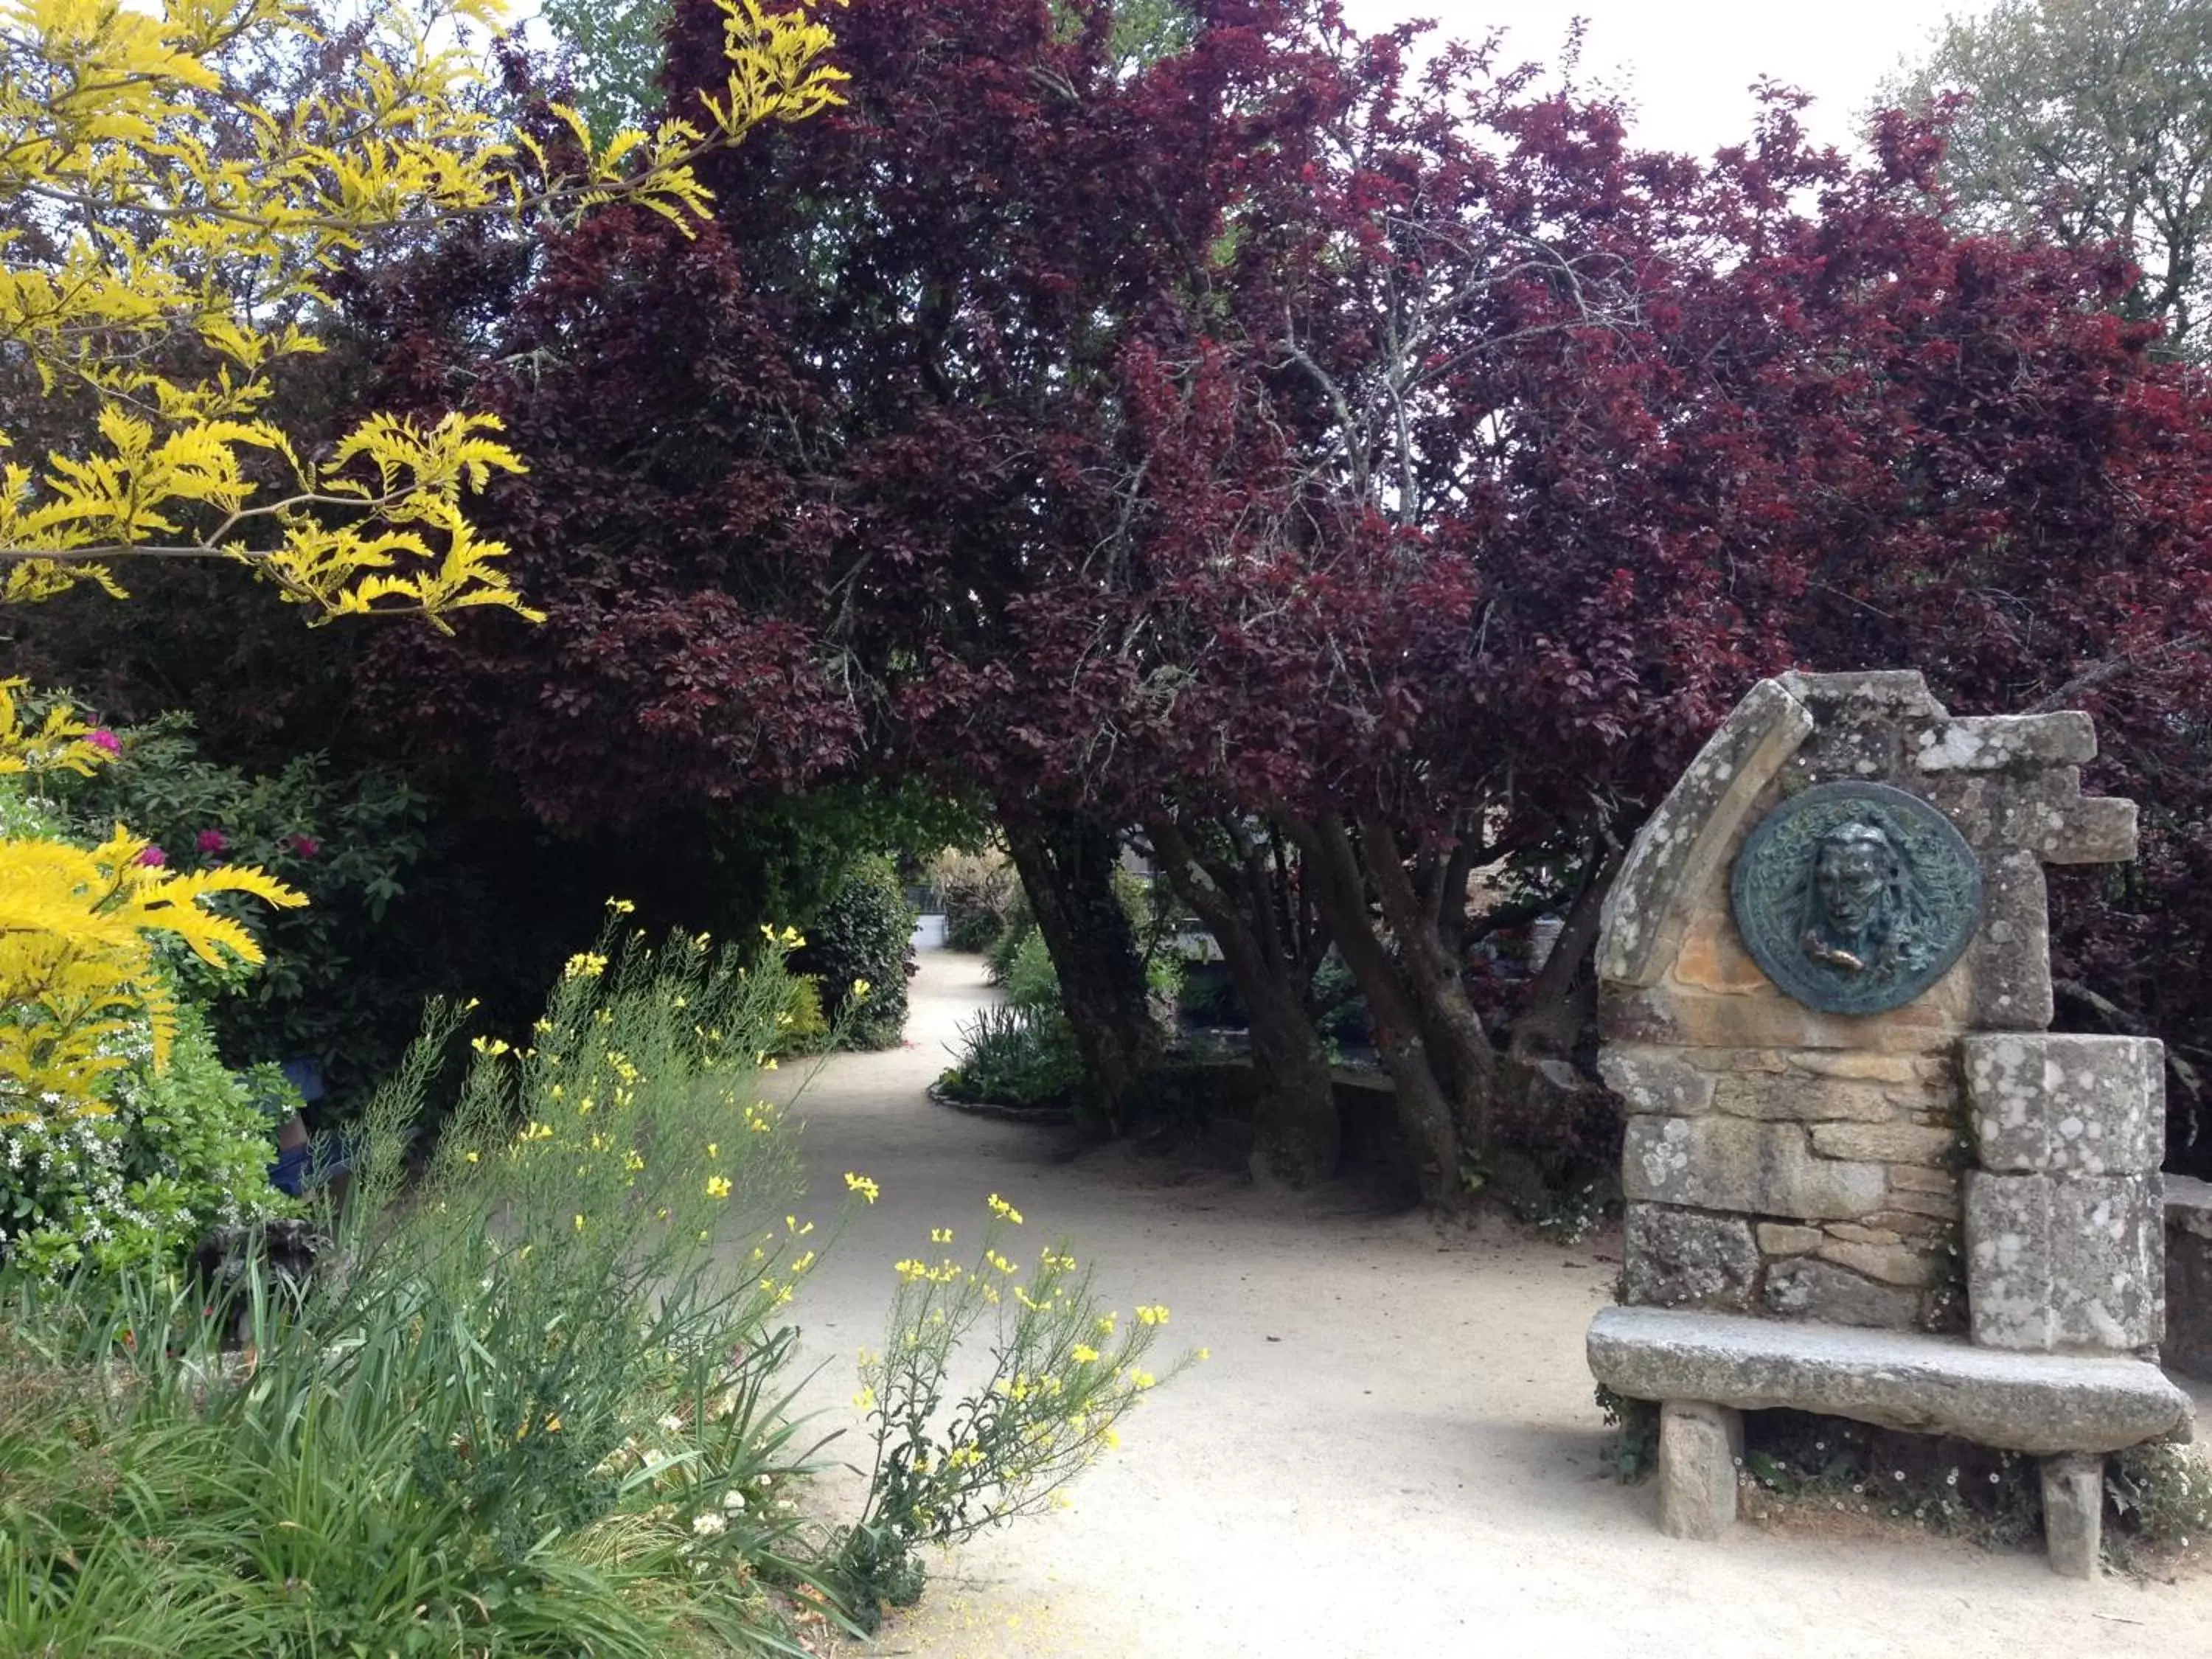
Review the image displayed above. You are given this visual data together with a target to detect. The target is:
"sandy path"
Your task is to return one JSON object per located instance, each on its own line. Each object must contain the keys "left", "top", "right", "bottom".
{"left": 757, "top": 947, "right": 2212, "bottom": 1658}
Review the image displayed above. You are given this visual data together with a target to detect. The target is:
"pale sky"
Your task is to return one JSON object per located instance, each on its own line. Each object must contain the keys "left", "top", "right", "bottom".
{"left": 1340, "top": 1, "right": 1994, "bottom": 159}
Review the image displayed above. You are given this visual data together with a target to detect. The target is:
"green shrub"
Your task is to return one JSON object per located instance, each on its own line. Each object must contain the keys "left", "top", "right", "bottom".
{"left": 937, "top": 1004, "right": 1087, "bottom": 1110}
{"left": 2109, "top": 1441, "right": 2212, "bottom": 1556}
{"left": 801, "top": 856, "right": 914, "bottom": 1049}
{"left": 933, "top": 849, "right": 1020, "bottom": 953}
{"left": 1004, "top": 928, "right": 1061, "bottom": 1014}
{"left": 984, "top": 898, "right": 1036, "bottom": 987}
{"left": 0, "top": 1004, "right": 290, "bottom": 1278}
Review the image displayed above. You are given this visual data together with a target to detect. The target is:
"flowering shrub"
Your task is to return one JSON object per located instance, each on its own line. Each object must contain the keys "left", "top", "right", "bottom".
{"left": 45, "top": 712, "right": 435, "bottom": 1090}
{"left": 1, "top": 1006, "right": 288, "bottom": 1277}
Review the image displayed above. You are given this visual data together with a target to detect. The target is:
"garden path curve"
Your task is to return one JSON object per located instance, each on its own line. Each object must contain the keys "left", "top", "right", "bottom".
{"left": 759, "top": 947, "right": 2212, "bottom": 1659}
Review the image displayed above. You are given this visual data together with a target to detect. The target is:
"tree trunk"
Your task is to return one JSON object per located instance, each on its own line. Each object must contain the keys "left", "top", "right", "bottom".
{"left": 1347, "top": 813, "right": 1502, "bottom": 1161}
{"left": 1509, "top": 849, "right": 1621, "bottom": 1062}
{"left": 1285, "top": 810, "right": 1467, "bottom": 1207}
{"left": 1004, "top": 812, "right": 1161, "bottom": 1130}
{"left": 1150, "top": 817, "right": 1340, "bottom": 1187}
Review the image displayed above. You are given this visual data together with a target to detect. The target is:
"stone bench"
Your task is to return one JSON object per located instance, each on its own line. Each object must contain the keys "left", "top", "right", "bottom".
{"left": 1588, "top": 1305, "right": 2194, "bottom": 1575}
{"left": 2168, "top": 1175, "right": 2212, "bottom": 1382}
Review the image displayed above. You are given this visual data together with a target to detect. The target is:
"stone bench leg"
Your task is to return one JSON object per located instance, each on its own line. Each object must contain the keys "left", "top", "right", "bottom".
{"left": 2039, "top": 1453, "right": 2104, "bottom": 1579}
{"left": 1659, "top": 1400, "right": 1742, "bottom": 1541}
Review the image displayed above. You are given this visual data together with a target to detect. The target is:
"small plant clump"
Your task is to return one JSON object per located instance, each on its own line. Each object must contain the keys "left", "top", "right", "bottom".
{"left": 833, "top": 1192, "right": 1197, "bottom": 1626}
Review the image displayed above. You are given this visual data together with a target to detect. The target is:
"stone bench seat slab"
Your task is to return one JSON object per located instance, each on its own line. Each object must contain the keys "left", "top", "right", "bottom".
{"left": 1589, "top": 1305, "right": 2192, "bottom": 1455}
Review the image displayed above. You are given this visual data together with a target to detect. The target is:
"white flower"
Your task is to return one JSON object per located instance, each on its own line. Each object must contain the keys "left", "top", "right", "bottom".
{"left": 691, "top": 1511, "right": 727, "bottom": 1537}
{"left": 658, "top": 1413, "right": 684, "bottom": 1434}
{"left": 721, "top": 1488, "right": 747, "bottom": 1512}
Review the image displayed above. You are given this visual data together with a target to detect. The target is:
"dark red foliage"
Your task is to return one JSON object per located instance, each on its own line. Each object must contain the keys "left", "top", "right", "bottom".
{"left": 358, "top": 0, "right": 2212, "bottom": 1152}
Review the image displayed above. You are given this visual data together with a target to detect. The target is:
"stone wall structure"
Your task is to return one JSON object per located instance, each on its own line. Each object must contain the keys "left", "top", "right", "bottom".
{"left": 1585, "top": 670, "right": 2192, "bottom": 1576}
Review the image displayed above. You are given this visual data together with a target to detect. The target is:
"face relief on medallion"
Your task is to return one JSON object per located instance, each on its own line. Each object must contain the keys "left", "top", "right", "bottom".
{"left": 1730, "top": 782, "right": 1984, "bottom": 1015}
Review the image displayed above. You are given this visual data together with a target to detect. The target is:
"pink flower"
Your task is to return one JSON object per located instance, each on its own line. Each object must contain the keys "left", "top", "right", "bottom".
{"left": 87, "top": 728, "right": 120, "bottom": 755}
{"left": 195, "top": 829, "right": 228, "bottom": 855}
{"left": 136, "top": 844, "right": 167, "bottom": 868}
{"left": 289, "top": 832, "right": 321, "bottom": 859}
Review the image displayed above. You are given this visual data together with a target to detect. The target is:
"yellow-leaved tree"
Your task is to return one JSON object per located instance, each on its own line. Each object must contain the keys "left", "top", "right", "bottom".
{"left": 0, "top": 0, "right": 847, "bottom": 1121}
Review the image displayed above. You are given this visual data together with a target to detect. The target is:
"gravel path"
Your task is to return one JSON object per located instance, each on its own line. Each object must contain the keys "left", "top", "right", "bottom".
{"left": 760, "top": 947, "right": 2212, "bottom": 1658}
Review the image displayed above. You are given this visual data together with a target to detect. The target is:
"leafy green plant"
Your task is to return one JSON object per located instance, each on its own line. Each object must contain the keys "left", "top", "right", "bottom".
{"left": 937, "top": 1005, "right": 1087, "bottom": 1111}
{"left": 799, "top": 855, "right": 914, "bottom": 1049}
{"left": 833, "top": 1194, "right": 1194, "bottom": 1626}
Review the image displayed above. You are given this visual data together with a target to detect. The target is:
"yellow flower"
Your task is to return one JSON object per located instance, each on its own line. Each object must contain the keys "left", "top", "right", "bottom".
{"left": 706, "top": 1175, "right": 732, "bottom": 1199}
{"left": 1071, "top": 1343, "right": 1100, "bottom": 1365}
{"left": 520, "top": 1121, "right": 554, "bottom": 1142}
{"left": 844, "top": 1172, "right": 880, "bottom": 1203}
{"left": 1196, "top": 1347, "right": 1211, "bottom": 1361}
{"left": 849, "top": 977, "right": 872, "bottom": 1001}
{"left": 1095, "top": 1313, "right": 1117, "bottom": 1335}
{"left": 545, "top": 1414, "right": 563, "bottom": 1434}
{"left": 987, "top": 1193, "right": 1023, "bottom": 1224}
{"left": 463, "top": 1150, "right": 480, "bottom": 1164}
{"left": 470, "top": 1034, "right": 511, "bottom": 1057}
{"left": 606, "top": 897, "right": 636, "bottom": 914}
{"left": 853, "top": 1386, "right": 877, "bottom": 1413}
{"left": 573, "top": 1214, "right": 587, "bottom": 1232}
{"left": 1135, "top": 1304, "right": 1169, "bottom": 1326}
{"left": 707, "top": 1143, "right": 720, "bottom": 1159}
{"left": 931, "top": 1226, "right": 954, "bottom": 1244}
{"left": 563, "top": 951, "right": 608, "bottom": 980}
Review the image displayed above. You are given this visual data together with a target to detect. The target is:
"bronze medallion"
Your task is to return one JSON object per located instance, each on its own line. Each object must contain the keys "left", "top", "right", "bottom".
{"left": 1728, "top": 782, "right": 1983, "bottom": 1015}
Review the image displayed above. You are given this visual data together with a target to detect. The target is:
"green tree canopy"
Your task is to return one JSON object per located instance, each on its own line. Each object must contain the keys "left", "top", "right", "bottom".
{"left": 1884, "top": 0, "right": 2212, "bottom": 357}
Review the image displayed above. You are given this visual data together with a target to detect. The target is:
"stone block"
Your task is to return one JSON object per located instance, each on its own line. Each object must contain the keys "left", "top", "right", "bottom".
{"left": 1711, "top": 1074, "right": 1898, "bottom": 1123}
{"left": 1816, "top": 1237, "right": 1942, "bottom": 1288}
{"left": 1658, "top": 1401, "right": 1743, "bottom": 1542}
{"left": 1624, "top": 1116, "right": 1888, "bottom": 1220}
{"left": 2040, "top": 1454, "right": 2105, "bottom": 1579}
{"left": 1599, "top": 677, "right": 1814, "bottom": 990}
{"left": 2164, "top": 1176, "right": 2212, "bottom": 1382}
{"left": 1966, "top": 850, "right": 2052, "bottom": 1031}
{"left": 1963, "top": 1034, "right": 2164, "bottom": 1177}
{"left": 2053, "top": 1177, "right": 2163, "bottom": 1352}
{"left": 1808, "top": 1121, "right": 1960, "bottom": 1166}
{"left": 1966, "top": 1172, "right": 2163, "bottom": 1352}
{"left": 1586, "top": 1305, "right": 2194, "bottom": 1455}
{"left": 2042, "top": 794, "right": 2138, "bottom": 865}
{"left": 1890, "top": 1165, "right": 1960, "bottom": 1195}
{"left": 1623, "top": 1206, "right": 1761, "bottom": 1312}
{"left": 1766, "top": 1258, "right": 1921, "bottom": 1328}
{"left": 1598, "top": 1047, "right": 1715, "bottom": 1116}
{"left": 1877, "top": 1187, "right": 1961, "bottom": 1222}
{"left": 1757, "top": 1223, "right": 1825, "bottom": 1256}
{"left": 1912, "top": 712, "right": 2096, "bottom": 774}
{"left": 1784, "top": 1051, "right": 1922, "bottom": 1083}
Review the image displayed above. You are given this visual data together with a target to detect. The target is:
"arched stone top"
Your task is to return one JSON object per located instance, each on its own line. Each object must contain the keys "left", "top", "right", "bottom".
{"left": 1596, "top": 676, "right": 1815, "bottom": 990}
